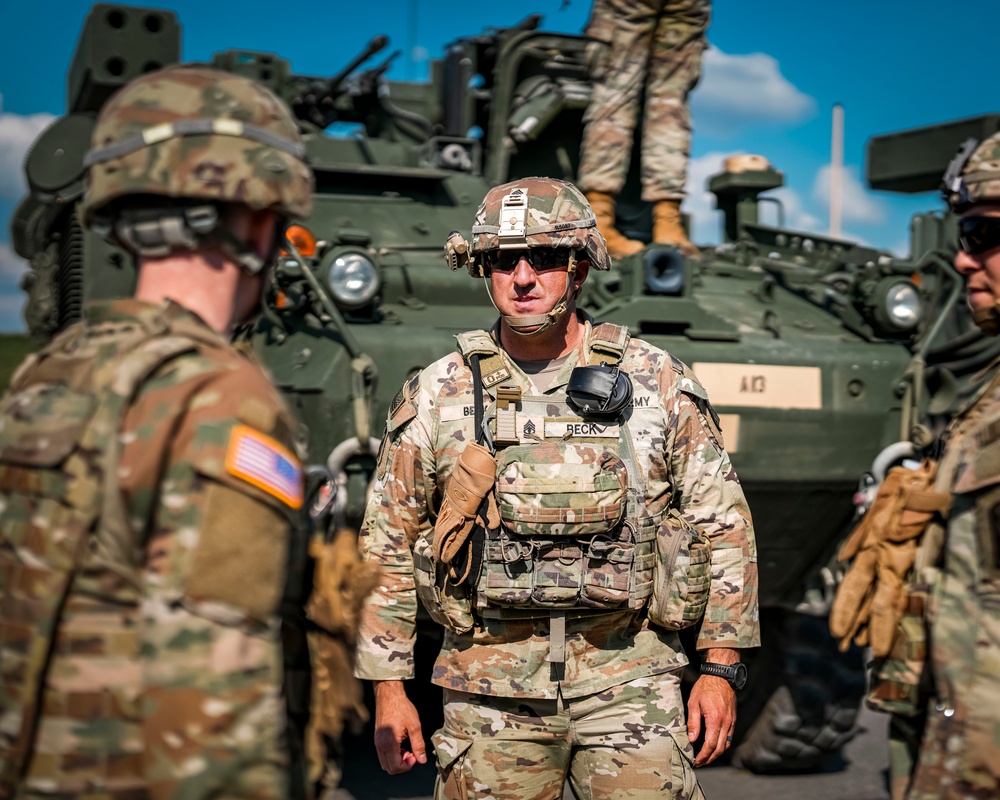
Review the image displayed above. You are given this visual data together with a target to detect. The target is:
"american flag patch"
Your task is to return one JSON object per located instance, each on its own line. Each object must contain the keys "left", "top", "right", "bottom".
{"left": 225, "top": 424, "right": 304, "bottom": 509}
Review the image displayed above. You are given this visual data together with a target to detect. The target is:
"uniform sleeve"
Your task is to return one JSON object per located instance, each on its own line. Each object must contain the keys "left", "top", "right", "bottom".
{"left": 665, "top": 371, "right": 760, "bottom": 651}
{"left": 121, "top": 358, "right": 300, "bottom": 800}
{"left": 355, "top": 379, "right": 435, "bottom": 682}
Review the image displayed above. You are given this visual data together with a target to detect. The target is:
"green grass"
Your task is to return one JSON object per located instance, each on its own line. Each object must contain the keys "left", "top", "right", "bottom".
{"left": 0, "top": 334, "right": 36, "bottom": 393}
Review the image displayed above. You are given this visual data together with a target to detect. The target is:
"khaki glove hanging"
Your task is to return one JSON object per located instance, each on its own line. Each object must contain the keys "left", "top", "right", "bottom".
{"left": 305, "top": 529, "right": 382, "bottom": 780}
{"left": 433, "top": 441, "right": 499, "bottom": 584}
{"left": 829, "top": 459, "right": 951, "bottom": 657}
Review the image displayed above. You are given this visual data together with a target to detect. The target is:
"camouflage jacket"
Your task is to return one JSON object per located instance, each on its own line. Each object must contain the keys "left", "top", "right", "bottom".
{"left": 356, "top": 316, "right": 758, "bottom": 700}
{"left": 912, "top": 361, "right": 1000, "bottom": 789}
{"left": 0, "top": 299, "right": 304, "bottom": 799}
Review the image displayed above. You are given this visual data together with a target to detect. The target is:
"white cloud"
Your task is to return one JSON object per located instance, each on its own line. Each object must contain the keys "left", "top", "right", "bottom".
{"left": 0, "top": 240, "right": 28, "bottom": 282}
{"left": 0, "top": 96, "right": 56, "bottom": 200}
{"left": 812, "top": 164, "right": 887, "bottom": 225}
{"left": 769, "top": 186, "right": 821, "bottom": 232}
{"left": 691, "top": 47, "right": 816, "bottom": 138}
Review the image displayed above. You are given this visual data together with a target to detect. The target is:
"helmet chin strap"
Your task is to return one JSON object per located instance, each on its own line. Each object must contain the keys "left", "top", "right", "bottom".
{"left": 972, "top": 301, "right": 1000, "bottom": 335}
{"left": 485, "top": 251, "right": 579, "bottom": 339}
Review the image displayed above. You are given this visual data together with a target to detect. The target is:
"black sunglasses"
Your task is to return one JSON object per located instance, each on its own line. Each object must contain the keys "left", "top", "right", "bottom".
{"left": 958, "top": 216, "right": 1000, "bottom": 256}
{"left": 482, "top": 247, "right": 578, "bottom": 274}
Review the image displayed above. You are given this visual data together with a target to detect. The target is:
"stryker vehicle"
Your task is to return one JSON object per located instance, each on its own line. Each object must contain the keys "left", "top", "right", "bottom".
{"left": 10, "top": 1, "right": 987, "bottom": 779}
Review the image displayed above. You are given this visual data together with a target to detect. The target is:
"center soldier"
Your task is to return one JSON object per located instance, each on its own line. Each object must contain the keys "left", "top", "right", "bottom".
{"left": 356, "top": 177, "right": 759, "bottom": 799}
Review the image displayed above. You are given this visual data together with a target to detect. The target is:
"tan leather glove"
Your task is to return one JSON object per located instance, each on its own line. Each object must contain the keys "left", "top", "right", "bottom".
{"left": 830, "top": 460, "right": 950, "bottom": 655}
{"left": 434, "top": 441, "right": 498, "bottom": 582}
{"left": 305, "top": 529, "right": 382, "bottom": 780}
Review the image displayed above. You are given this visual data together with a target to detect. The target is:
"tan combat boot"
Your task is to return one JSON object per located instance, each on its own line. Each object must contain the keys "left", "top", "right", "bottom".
{"left": 586, "top": 191, "right": 644, "bottom": 260}
{"left": 653, "top": 199, "right": 700, "bottom": 259}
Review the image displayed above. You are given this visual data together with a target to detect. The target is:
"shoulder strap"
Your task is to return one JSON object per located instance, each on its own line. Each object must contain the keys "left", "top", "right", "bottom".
{"left": 588, "top": 323, "right": 630, "bottom": 366}
{"left": 86, "top": 334, "right": 203, "bottom": 585}
{"left": 455, "top": 329, "right": 511, "bottom": 389}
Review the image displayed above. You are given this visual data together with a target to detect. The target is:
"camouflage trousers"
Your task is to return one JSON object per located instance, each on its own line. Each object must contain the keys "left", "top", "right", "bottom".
{"left": 904, "top": 701, "right": 1000, "bottom": 800}
{"left": 577, "top": 0, "right": 709, "bottom": 202}
{"left": 431, "top": 670, "right": 703, "bottom": 800}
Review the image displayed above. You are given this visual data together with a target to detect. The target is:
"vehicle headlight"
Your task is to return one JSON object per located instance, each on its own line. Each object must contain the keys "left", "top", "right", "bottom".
{"left": 324, "top": 250, "right": 379, "bottom": 308}
{"left": 871, "top": 277, "right": 921, "bottom": 335}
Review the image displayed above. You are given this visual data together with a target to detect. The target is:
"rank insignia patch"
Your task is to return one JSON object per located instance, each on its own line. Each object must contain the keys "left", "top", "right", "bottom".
{"left": 225, "top": 424, "right": 304, "bottom": 508}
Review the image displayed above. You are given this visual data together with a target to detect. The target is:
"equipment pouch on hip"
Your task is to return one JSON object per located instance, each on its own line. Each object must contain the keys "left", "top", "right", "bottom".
{"left": 414, "top": 534, "right": 476, "bottom": 633}
{"left": 865, "top": 584, "right": 931, "bottom": 717}
{"left": 648, "top": 511, "right": 711, "bottom": 630}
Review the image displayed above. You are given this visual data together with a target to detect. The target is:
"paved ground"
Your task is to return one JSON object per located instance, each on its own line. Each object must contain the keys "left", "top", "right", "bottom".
{"left": 334, "top": 705, "right": 892, "bottom": 800}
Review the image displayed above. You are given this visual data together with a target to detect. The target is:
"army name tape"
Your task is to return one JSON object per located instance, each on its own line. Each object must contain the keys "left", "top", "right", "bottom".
{"left": 84, "top": 118, "right": 307, "bottom": 167}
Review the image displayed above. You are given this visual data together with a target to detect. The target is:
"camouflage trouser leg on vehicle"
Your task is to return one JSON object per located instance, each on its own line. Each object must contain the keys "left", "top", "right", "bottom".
{"left": 577, "top": 0, "right": 709, "bottom": 202}
{"left": 431, "top": 670, "right": 703, "bottom": 800}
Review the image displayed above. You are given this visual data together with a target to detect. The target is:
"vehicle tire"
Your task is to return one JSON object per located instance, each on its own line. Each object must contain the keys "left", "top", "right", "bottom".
{"left": 731, "top": 609, "right": 866, "bottom": 773}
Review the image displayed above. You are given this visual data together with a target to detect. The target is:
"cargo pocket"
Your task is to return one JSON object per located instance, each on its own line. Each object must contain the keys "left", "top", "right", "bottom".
{"left": 669, "top": 727, "right": 703, "bottom": 800}
{"left": 431, "top": 730, "right": 474, "bottom": 800}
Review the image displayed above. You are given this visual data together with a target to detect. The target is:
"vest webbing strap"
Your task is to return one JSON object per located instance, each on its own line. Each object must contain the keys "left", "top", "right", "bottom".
{"left": 588, "top": 323, "right": 630, "bottom": 366}
{"left": 2, "top": 331, "right": 198, "bottom": 790}
{"left": 455, "top": 330, "right": 511, "bottom": 389}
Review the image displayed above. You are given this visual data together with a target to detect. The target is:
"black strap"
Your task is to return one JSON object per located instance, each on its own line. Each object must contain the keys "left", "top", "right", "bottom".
{"left": 470, "top": 353, "right": 485, "bottom": 447}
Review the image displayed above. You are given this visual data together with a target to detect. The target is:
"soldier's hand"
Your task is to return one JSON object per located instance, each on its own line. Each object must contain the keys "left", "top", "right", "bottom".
{"left": 373, "top": 680, "right": 428, "bottom": 774}
{"left": 686, "top": 674, "right": 736, "bottom": 767}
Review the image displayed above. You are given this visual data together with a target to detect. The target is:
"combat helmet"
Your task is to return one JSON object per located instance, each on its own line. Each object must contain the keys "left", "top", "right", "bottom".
{"left": 446, "top": 177, "right": 610, "bottom": 336}
{"left": 942, "top": 133, "right": 1000, "bottom": 213}
{"left": 942, "top": 132, "right": 1000, "bottom": 334}
{"left": 81, "top": 64, "right": 314, "bottom": 275}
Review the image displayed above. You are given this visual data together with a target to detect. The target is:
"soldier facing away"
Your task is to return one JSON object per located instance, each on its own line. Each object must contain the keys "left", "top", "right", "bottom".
{"left": 356, "top": 177, "right": 759, "bottom": 799}
{"left": 901, "top": 133, "right": 1000, "bottom": 799}
{"left": 0, "top": 65, "right": 316, "bottom": 798}
{"left": 578, "top": 0, "right": 710, "bottom": 260}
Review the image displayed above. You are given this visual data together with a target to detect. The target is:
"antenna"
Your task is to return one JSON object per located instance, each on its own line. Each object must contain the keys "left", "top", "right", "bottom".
{"left": 830, "top": 103, "right": 844, "bottom": 238}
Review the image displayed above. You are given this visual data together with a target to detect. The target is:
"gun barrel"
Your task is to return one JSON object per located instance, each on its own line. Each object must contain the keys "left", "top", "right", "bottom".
{"left": 326, "top": 34, "right": 389, "bottom": 93}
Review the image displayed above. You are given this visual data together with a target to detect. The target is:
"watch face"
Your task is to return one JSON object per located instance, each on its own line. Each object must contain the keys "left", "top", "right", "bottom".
{"left": 733, "top": 662, "right": 748, "bottom": 691}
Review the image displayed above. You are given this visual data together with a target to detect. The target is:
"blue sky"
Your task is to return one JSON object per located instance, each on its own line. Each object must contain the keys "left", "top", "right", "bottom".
{"left": 1, "top": 0, "right": 999, "bottom": 331}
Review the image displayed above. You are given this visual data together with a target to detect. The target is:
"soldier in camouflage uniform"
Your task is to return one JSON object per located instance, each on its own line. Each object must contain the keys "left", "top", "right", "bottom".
{"left": 893, "top": 132, "right": 1000, "bottom": 800}
{"left": 578, "top": 0, "right": 710, "bottom": 260}
{"left": 0, "top": 65, "right": 315, "bottom": 798}
{"left": 356, "top": 177, "right": 758, "bottom": 799}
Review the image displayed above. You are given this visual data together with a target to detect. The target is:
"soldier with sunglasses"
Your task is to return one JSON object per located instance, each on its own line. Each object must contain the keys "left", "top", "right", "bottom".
{"left": 887, "top": 135, "right": 1000, "bottom": 800}
{"left": 355, "top": 177, "right": 759, "bottom": 799}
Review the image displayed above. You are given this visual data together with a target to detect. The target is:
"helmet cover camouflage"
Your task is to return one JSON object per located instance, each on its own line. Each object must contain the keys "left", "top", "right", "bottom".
{"left": 81, "top": 64, "right": 313, "bottom": 225}
{"left": 946, "top": 132, "right": 1000, "bottom": 212}
{"left": 470, "top": 177, "right": 610, "bottom": 271}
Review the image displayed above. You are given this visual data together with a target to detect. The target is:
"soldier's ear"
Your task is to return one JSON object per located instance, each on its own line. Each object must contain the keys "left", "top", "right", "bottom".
{"left": 574, "top": 258, "right": 590, "bottom": 288}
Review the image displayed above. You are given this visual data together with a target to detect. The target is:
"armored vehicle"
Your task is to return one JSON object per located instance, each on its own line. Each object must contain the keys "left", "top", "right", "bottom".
{"left": 9, "top": 1, "right": 979, "bottom": 777}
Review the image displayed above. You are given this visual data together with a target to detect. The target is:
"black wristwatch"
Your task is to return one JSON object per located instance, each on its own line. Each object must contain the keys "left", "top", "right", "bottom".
{"left": 700, "top": 661, "right": 748, "bottom": 691}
